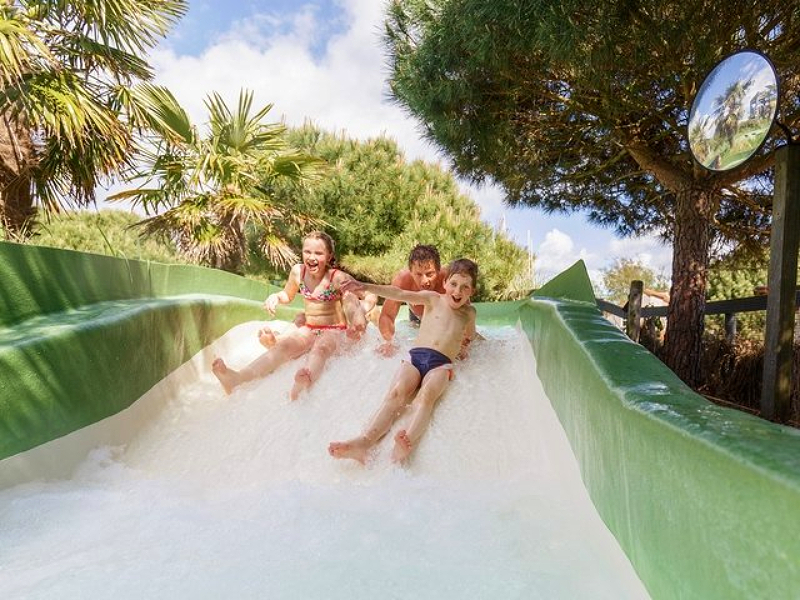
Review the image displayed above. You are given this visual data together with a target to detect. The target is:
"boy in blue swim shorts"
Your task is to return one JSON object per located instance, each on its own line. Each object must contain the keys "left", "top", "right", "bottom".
{"left": 329, "top": 258, "right": 478, "bottom": 464}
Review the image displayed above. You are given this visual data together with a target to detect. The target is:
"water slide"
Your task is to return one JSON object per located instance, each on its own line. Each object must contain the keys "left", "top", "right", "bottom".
{"left": 1, "top": 242, "right": 799, "bottom": 599}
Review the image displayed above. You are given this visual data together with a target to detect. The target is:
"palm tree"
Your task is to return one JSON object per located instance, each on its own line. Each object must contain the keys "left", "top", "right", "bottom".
{"left": 112, "top": 89, "right": 325, "bottom": 272}
{"left": 0, "top": 0, "right": 187, "bottom": 237}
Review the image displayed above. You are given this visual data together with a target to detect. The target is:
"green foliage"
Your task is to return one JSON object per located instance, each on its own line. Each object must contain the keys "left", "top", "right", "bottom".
{"left": 27, "top": 122, "right": 531, "bottom": 302}
{"left": 706, "top": 249, "right": 769, "bottom": 340}
{"left": 602, "top": 258, "right": 669, "bottom": 305}
{"left": 0, "top": 0, "right": 188, "bottom": 235}
{"left": 384, "top": 0, "right": 800, "bottom": 382}
{"left": 279, "top": 125, "right": 531, "bottom": 301}
{"left": 31, "top": 209, "right": 185, "bottom": 264}
{"left": 384, "top": 0, "right": 795, "bottom": 244}
{"left": 280, "top": 127, "right": 421, "bottom": 257}
{"left": 113, "top": 90, "right": 324, "bottom": 272}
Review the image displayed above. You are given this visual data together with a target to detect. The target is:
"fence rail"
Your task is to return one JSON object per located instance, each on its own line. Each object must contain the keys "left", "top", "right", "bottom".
{"left": 597, "top": 292, "right": 800, "bottom": 319}
{"left": 597, "top": 290, "right": 800, "bottom": 345}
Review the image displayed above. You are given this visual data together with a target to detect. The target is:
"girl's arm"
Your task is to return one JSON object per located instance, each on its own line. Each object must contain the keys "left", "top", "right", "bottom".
{"left": 264, "top": 265, "right": 301, "bottom": 314}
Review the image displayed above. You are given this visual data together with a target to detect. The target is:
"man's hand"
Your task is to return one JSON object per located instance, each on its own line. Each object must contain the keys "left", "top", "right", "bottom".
{"left": 377, "top": 341, "right": 398, "bottom": 357}
{"left": 346, "top": 318, "right": 367, "bottom": 341}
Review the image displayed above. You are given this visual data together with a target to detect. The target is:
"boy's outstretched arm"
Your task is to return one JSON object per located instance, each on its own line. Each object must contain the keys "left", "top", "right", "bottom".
{"left": 340, "top": 279, "right": 436, "bottom": 308}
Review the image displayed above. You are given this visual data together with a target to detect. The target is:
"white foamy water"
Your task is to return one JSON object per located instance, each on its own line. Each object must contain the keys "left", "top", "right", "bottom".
{"left": 0, "top": 322, "right": 651, "bottom": 599}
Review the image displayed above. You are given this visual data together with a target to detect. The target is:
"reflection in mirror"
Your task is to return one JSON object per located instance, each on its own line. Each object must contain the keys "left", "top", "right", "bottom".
{"left": 688, "top": 50, "right": 778, "bottom": 171}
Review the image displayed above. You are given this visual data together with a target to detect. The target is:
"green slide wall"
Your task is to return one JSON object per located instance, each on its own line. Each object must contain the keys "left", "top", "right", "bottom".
{"left": 522, "top": 261, "right": 800, "bottom": 599}
{"left": 0, "top": 242, "right": 297, "bottom": 461}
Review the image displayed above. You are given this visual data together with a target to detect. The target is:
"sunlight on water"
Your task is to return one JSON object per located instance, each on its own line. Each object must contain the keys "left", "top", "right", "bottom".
{"left": 0, "top": 322, "right": 650, "bottom": 599}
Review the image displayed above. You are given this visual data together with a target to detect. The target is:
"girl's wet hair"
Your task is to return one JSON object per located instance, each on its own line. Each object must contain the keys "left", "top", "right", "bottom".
{"left": 447, "top": 258, "right": 478, "bottom": 286}
{"left": 303, "top": 231, "right": 337, "bottom": 267}
{"left": 408, "top": 244, "right": 441, "bottom": 270}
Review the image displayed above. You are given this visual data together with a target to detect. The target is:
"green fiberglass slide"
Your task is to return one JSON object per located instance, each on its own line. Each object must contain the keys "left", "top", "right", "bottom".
{"left": 1, "top": 241, "right": 799, "bottom": 599}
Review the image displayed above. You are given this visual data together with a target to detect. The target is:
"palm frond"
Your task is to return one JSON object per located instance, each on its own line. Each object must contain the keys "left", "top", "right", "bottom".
{"left": 0, "top": 11, "right": 53, "bottom": 84}
{"left": 114, "top": 83, "right": 194, "bottom": 144}
{"left": 66, "top": 0, "right": 187, "bottom": 55}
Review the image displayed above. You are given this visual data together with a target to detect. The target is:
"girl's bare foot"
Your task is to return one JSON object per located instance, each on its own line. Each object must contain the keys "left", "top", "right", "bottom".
{"left": 290, "top": 367, "right": 313, "bottom": 400}
{"left": 328, "top": 437, "right": 372, "bottom": 464}
{"left": 258, "top": 326, "right": 277, "bottom": 348}
{"left": 391, "top": 430, "right": 413, "bottom": 463}
{"left": 212, "top": 358, "right": 240, "bottom": 394}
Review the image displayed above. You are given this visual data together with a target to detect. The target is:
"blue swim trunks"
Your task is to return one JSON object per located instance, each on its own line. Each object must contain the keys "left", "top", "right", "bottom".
{"left": 408, "top": 347, "right": 453, "bottom": 379}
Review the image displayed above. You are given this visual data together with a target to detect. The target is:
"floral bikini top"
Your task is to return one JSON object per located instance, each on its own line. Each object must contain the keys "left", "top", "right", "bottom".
{"left": 299, "top": 266, "right": 342, "bottom": 302}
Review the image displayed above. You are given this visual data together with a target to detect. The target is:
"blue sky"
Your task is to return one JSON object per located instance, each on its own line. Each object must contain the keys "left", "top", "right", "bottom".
{"left": 111, "top": 0, "right": 673, "bottom": 287}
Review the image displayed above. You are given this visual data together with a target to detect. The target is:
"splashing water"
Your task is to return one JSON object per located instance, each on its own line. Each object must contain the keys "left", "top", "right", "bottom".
{"left": 0, "top": 322, "right": 650, "bottom": 599}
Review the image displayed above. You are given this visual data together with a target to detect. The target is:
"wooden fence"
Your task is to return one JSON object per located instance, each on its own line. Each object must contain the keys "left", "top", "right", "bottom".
{"left": 596, "top": 288, "right": 800, "bottom": 344}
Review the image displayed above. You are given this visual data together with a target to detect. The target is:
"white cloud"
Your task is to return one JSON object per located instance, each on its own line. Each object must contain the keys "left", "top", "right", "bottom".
{"left": 607, "top": 235, "right": 672, "bottom": 276}
{"left": 535, "top": 229, "right": 598, "bottom": 285}
{"left": 149, "top": 1, "right": 436, "bottom": 164}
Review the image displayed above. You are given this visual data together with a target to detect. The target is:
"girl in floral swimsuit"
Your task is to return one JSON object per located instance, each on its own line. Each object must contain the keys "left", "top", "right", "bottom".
{"left": 212, "top": 231, "right": 366, "bottom": 399}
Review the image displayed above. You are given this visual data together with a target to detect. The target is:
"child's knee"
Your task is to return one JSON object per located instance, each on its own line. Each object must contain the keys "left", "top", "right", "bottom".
{"left": 313, "top": 337, "right": 337, "bottom": 357}
{"left": 385, "top": 386, "right": 407, "bottom": 410}
{"left": 417, "top": 381, "right": 446, "bottom": 406}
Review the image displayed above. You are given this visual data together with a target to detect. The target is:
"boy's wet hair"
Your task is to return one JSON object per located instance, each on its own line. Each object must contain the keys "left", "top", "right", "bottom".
{"left": 303, "top": 231, "right": 337, "bottom": 267}
{"left": 447, "top": 258, "right": 478, "bottom": 286}
{"left": 407, "top": 244, "right": 441, "bottom": 270}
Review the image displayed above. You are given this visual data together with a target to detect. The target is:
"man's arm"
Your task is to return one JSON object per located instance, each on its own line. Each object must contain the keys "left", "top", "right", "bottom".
{"left": 377, "top": 271, "right": 407, "bottom": 341}
{"left": 378, "top": 298, "right": 401, "bottom": 342}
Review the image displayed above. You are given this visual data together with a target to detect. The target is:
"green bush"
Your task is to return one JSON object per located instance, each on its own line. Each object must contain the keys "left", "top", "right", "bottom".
{"left": 31, "top": 209, "right": 185, "bottom": 263}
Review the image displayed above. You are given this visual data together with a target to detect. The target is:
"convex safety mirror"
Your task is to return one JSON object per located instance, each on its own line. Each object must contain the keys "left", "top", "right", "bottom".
{"left": 688, "top": 50, "right": 778, "bottom": 171}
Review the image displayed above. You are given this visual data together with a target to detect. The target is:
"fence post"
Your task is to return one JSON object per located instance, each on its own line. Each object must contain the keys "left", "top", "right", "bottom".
{"left": 795, "top": 307, "right": 800, "bottom": 345}
{"left": 724, "top": 312, "right": 737, "bottom": 344}
{"left": 626, "top": 280, "right": 643, "bottom": 343}
{"left": 762, "top": 144, "right": 800, "bottom": 422}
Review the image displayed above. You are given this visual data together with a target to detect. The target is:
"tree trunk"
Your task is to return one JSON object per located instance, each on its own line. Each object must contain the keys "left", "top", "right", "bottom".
{"left": 0, "top": 113, "right": 36, "bottom": 237}
{"left": 215, "top": 214, "right": 247, "bottom": 274}
{"left": 662, "top": 186, "right": 717, "bottom": 388}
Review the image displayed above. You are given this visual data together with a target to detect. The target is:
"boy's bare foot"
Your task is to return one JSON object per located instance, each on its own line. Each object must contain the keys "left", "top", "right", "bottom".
{"left": 212, "top": 358, "right": 239, "bottom": 394}
{"left": 290, "top": 367, "right": 313, "bottom": 400}
{"left": 328, "top": 437, "right": 372, "bottom": 464}
{"left": 258, "top": 326, "right": 277, "bottom": 348}
{"left": 391, "top": 430, "right": 413, "bottom": 463}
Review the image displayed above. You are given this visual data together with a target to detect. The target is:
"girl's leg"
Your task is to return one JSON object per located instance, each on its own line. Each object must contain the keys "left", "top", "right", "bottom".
{"left": 213, "top": 330, "right": 314, "bottom": 394}
{"left": 328, "top": 362, "right": 421, "bottom": 463}
{"left": 391, "top": 368, "right": 452, "bottom": 463}
{"left": 290, "top": 331, "right": 340, "bottom": 400}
